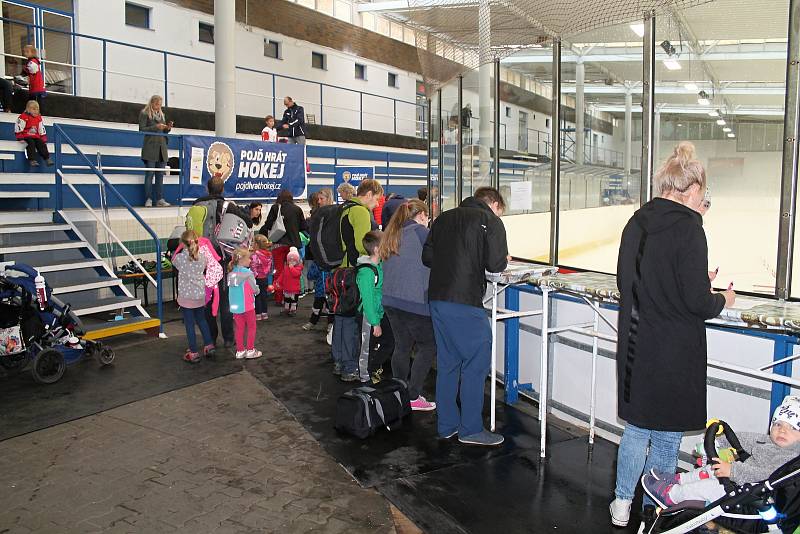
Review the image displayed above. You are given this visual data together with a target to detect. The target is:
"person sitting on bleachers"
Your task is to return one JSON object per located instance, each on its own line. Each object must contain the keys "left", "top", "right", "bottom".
{"left": 15, "top": 100, "right": 52, "bottom": 168}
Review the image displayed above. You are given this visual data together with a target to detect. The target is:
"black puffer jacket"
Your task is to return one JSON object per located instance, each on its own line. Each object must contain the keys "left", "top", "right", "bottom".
{"left": 616, "top": 197, "right": 725, "bottom": 432}
{"left": 422, "top": 197, "right": 508, "bottom": 308}
{"left": 261, "top": 201, "right": 307, "bottom": 249}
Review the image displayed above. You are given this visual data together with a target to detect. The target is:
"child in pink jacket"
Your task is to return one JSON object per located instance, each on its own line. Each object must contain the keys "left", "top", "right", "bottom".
{"left": 227, "top": 248, "right": 261, "bottom": 359}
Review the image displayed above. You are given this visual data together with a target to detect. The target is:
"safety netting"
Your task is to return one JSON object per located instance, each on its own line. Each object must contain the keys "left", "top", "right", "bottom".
{"left": 399, "top": 0, "right": 714, "bottom": 89}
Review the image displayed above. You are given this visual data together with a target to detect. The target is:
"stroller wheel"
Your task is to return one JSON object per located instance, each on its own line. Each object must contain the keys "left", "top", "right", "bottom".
{"left": 99, "top": 347, "right": 115, "bottom": 366}
{"left": 31, "top": 348, "right": 66, "bottom": 384}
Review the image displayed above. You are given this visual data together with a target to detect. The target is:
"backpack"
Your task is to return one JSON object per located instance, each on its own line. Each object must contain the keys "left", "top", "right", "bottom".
{"left": 309, "top": 201, "right": 357, "bottom": 271}
{"left": 326, "top": 263, "right": 378, "bottom": 317}
{"left": 217, "top": 201, "right": 252, "bottom": 253}
{"left": 186, "top": 199, "right": 221, "bottom": 250}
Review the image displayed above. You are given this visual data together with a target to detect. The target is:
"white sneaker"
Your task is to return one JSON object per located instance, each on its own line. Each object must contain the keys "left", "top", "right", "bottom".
{"left": 156, "top": 199, "right": 171, "bottom": 207}
{"left": 245, "top": 349, "right": 262, "bottom": 359}
{"left": 235, "top": 350, "right": 247, "bottom": 359}
{"left": 609, "top": 498, "right": 632, "bottom": 527}
{"left": 144, "top": 198, "right": 152, "bottom": 207}
{"left": 326, "top": 324, "right": 333, "bottom": 346}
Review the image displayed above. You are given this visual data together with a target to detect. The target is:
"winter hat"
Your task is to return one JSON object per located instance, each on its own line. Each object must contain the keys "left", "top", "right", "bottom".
{"left": 772, "top": 396, "right": 800, "bottom": 431}
{"left": 287, "top": 247, "right": 301, "bottom": 264}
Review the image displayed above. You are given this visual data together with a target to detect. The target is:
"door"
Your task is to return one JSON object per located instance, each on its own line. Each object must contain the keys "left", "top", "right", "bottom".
{"left": 518, "top": 111, "right": 528, "bottom": 152}
{"left": 2, "top": 2, "right": 35, "bottom": 79}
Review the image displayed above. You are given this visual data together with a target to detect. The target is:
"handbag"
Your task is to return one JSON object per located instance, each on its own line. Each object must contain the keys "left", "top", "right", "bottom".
{"left": 268, "top": 203, "right": 286, "bottom": 242}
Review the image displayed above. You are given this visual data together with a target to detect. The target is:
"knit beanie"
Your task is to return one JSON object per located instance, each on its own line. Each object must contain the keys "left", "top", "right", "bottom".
{"left": 287, "top": 247, "right": 301, "bottom": 264}
{"left": 772, "top": 396, "right": 800, "bottom": 431}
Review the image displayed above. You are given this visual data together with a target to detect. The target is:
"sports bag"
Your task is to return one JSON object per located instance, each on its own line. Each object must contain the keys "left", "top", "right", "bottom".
{"left": 267, "top": 203, "right": 286, "bottom": 243}
{"left": 308, "top": 201, "right": 356, "bottom": 271}
{"left": 217, "top": 201, "right": 251, "bottom": 251}
{"left": 334, "top": 379, "right": 411, "bottom": 439}
{"left": 326, "top": 263, "right": 378, "bottom": 317}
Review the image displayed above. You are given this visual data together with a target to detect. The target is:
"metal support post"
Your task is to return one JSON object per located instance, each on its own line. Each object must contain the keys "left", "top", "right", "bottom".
{"left": 539, "top": 287, "right": 550, "bottom": 458}
{"left": 490, "top": 281, "right": 498, "bottom": 431}
{"left": 493, "top": 58, "right": 501, "bottom": 190}
{"left": 457, "top": 75, "right": 464, "bottom": 203}
{"left": 588, "top": 300, "right": 600, "bottom": 447}
{"left": 776, "top": 0, "right": 800, "bottom": 299}
{"left": 549, "top": 40, "right": 562, "bottom": 265}
{"left": 640, "top": 12, "right": 655, "bottom": 205}
{"left": 504, "top": 286, "right": 520, "bottom": 405}
{"left": 214, "top": 0, "right": 236, "bottom": 136}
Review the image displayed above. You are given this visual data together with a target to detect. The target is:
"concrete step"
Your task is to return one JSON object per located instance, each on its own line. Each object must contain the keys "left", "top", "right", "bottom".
{"left": 0, "top": 223, "right": 72, "bottom": 234}
{"left": 0, "top": 239, "right": 87, "bottom": 255}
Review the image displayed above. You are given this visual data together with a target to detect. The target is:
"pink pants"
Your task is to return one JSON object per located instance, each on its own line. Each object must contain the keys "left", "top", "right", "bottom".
{"left": 233, "top": 309, "right": 256, "bottom": 351}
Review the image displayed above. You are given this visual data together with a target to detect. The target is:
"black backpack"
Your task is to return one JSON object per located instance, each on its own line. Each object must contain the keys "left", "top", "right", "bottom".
{"left": 309, "top": 201, "right": 357, "bottom": 271}
{"left": 335, "top": 379, "right": 411, "bottom": 439}
{"left": 326, "top": 263, "right": 378, "bottom": 317}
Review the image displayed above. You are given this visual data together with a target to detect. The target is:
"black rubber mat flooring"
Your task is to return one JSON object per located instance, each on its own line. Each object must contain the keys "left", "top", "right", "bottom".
{"left": 0, "top": 323, "right": 242, "bottom": 441}
{"left": 247, "top": 298, "right": 647, "bottom": 534}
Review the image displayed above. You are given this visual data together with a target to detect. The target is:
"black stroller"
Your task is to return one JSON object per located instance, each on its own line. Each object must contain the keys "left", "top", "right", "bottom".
{"left": 643, "top": 421, "right": 800, "bottom": 533}
{"left": 0, "top": 262, "right": 114, "bottom": 384}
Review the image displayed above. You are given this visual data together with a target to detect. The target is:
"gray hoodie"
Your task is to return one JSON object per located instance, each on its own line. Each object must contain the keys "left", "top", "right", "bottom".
{"left": 720, "top": 432, "right": 800, "bottom": 484}
{"left": 172, "top": 250, "right": 207, "bottom": 309}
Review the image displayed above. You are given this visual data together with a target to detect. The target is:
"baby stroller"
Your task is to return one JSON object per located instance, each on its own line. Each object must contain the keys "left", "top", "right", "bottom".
{"left": 643, "top": 421, "right": 800, "bottom": 533}
{"left": 0, "top": 262, "right": 114, "bottom": 384}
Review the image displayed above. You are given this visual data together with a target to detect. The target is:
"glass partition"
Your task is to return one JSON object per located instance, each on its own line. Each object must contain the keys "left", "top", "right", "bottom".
{"left": 656, "top": 0, "right": 788, "bottom": 295}
{"left": 429, "top": 91, "right": 441, "bottom": 219}
{"left": 557, "top": 24, "right": 643, "bottom": 273}
{"left": 462, "top": 64, "right": 496, "bottom": 198}
{"left": 440, "top": 79, "right": 460, "bottom": 211}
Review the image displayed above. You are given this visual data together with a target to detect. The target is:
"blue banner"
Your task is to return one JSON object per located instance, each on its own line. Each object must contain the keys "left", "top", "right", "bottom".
{"left": 181, "top": 135, "right": 307, "bottom": 200}
{"left": 334, "top": 166, "right": 375, "bottom": 202}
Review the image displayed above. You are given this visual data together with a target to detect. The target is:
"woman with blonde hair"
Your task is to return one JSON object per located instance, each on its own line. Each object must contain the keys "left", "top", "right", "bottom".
{"left": 610, "top": 142, "right": 736, "bottom": 528}
{"left": 379, "top": 199, "right": 436, "bottom": 411}
{"left": 138, "top": 95, "right": 172, "bottom": 207}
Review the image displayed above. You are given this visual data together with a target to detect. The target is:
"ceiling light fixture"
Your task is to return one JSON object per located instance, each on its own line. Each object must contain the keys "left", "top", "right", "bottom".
{"left": 722, "top": 127, "right": 732, "bottom": 132}
{"left": 663, "top": 58, "right": 682, "bottom": 70}
{"left": 716, "top": 118, "right": 726, "bottom": 126}
{"left": 684, "top": 82, "right": 699, "bottom": 92}
{"left": 708, "top": 110, "right": 719, "bottom": 117}
{"left": 660, "top": 40, "right": 681, "bottom": 70}
{"left": 630, "top": 23, "right": 645, "bottom": 37}
{"left": 697, "top": 90, "right": 710, "bottom": 106}
{"left": 727, "top": 133, "right": 736, "bottom": 138}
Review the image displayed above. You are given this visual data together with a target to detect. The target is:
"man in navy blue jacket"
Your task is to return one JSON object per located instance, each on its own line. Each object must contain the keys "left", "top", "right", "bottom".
{"left": 278, "top": 96, "right": 307, "bottom": 144}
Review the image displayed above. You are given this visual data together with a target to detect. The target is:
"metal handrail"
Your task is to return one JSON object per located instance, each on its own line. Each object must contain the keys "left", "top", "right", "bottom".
{"left": 1, "top": 15, "right": 428, "bottom": 137}
{"left": 53, "top": 124, "right": 164, "bottom": 335}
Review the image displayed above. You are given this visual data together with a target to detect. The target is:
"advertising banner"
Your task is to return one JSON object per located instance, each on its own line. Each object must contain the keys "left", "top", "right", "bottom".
{"left": 334, "top": 166, "right": 375, "bottom": 202}
{"left": 181, "top": 135, "right": 307, "bottom": 200}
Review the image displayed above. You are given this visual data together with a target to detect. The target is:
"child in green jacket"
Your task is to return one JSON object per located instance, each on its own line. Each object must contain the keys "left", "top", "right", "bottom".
{"left": 356, "top": 231, "right": 392, "bottom": 383}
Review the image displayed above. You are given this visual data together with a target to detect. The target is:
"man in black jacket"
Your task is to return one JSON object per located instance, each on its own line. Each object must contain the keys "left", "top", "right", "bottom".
{"left": 422, "top": 187, "right": 509, "bottom": 446}
{"left": 278, "top": 96, "right": 307, "bottom": 145}
{"left": 193, "top": 177, "right": 252, "bottom": 349}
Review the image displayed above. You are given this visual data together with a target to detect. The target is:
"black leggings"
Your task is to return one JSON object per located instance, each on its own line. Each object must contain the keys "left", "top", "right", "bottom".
{"left": 24, "top": 138, "right": 49, "bottom": 161}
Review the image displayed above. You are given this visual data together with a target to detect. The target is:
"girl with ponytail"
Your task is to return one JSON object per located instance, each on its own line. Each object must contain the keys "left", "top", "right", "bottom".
{"left": 172, "top": 230, "right": 215, "bottom": 363}
{"left": 380, "top": 198, "right": 437, "bottom": 412}
{"left": 610, "top": 142, "right": 736, "bottom": 527}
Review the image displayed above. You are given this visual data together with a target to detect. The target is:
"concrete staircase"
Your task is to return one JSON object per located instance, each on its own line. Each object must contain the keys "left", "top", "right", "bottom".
{"left": 0, "top": 210, "right": 160, "bottom": 340}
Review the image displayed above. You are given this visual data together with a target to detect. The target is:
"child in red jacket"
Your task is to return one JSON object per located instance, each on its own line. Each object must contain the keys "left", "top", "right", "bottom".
{"left": 276, "top": 246, "right": 303, "bottom": 317}
{"left": 15, "top": 100, "right": 51, "bottom": 167}
{"left": 21, "top": 45, "right": 45, "bottom": 106}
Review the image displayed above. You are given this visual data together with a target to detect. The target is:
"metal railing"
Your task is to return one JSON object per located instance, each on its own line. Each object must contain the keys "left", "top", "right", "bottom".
{"left": 1, "top": 16, "right": 428, "bottom": 138}
{"left": 53, "top": 124, "right": 165, "bottom": 335}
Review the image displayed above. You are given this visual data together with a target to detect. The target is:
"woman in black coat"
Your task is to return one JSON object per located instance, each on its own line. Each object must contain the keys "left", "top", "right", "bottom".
{"left": 261, "top": 190, "right": 307, "bottom": 306}
{"left": 609, "top": 142, "right": 736, "bottom": 528}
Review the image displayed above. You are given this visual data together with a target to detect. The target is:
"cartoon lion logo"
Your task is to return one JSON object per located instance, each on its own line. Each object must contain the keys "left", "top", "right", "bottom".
{"left": 206, "top": 142, "right": 234, "bottom": 181}
{"left": 342, "top": 171, "right": 352, "bottom": 183}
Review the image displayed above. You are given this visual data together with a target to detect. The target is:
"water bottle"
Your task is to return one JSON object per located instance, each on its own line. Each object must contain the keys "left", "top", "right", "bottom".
{"left": 34, "top": 270, "right": 47, "bottom": 310}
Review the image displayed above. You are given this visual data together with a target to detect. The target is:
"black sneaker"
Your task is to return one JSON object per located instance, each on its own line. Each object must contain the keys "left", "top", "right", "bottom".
{"left": 333, "top": 363, "right": 342, "bottom": 376}
{"left": 29, "top": 160, "right": 39, "bottom": 167}
{"left": 340, "top": 371, "right": 359, "bottom": 382}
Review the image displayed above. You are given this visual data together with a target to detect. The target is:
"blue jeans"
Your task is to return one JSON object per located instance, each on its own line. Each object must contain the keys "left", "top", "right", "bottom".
{"left": 615, "top": 423, "right": 683, "bottom": 507}
{"left": 143, "top": 159, "right": 166, "bottom": 203}
{"left": 332, "top": 315, "right": 359, "bottom": 374}
{"left": 430, "top": 300, "right": 492, "bottom": 437}
{"left": 182, "top": 306, "right": 213, "bottom": 353}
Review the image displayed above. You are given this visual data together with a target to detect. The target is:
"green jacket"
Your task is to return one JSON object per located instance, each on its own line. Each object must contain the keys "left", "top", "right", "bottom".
{"left": 340, "top": 198, "right": 372, "bottom": 268}
{"left": 356, "top": 256, "right": 383, "bottom": 326}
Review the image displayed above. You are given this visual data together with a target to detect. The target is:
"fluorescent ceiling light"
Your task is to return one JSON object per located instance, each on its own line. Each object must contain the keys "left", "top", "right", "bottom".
{"left": 698, "top": 98, "right": 710, "bottom": 105}
{"left": 708, "top": 110, "right": 719, "bottom": 117}
{"left": 684, "top": 82, "right": 699, "bottom": 92}
{"left": 716, "top": 119, "right": 726, "bottom": 125}
{"left": 722, "top": 127, "right": 732, "bottom": 132}
{"left": 727, "top": 133, "right": 736, "bottom": 138}
{"left": 630, "top": 23, "right": 645, "bottom": 37}
{"left": 662, "top": 58, "right": 682, "bottom": 70}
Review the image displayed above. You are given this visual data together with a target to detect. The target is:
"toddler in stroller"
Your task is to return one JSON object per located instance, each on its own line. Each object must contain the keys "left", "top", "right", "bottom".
{"left": 640, "top": 395, "right": 800, "bottom": 533}
{"left": 0, "top": 262, "right": 114, "bottom": 384}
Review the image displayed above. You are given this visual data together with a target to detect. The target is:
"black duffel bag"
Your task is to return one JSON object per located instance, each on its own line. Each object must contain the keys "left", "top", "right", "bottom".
{"left": 335, "top": 378, "right": 411, "bottom": 439}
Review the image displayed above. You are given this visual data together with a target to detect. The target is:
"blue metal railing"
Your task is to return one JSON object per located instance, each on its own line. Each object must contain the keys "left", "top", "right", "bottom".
{"left": 2, "top": 16, "right": 428, "bottom": 137}
{"left": 53, "top": 124, "right": 165, "bottom": 335}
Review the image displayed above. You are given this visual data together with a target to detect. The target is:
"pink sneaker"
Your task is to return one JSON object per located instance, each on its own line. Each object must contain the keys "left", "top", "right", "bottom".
{"left": 410, "top": 396, "right": 436, "bottom": 411}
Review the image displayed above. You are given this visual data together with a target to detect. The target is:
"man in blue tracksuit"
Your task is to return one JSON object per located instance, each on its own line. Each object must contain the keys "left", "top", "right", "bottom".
{"left": 422, "top": 187, "right": 509, "bottom": 446}
{"left": 278, "top": 96, "right": 307, "bottom": 145}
